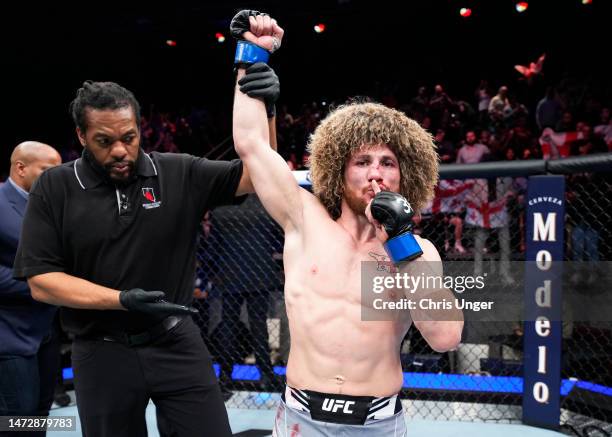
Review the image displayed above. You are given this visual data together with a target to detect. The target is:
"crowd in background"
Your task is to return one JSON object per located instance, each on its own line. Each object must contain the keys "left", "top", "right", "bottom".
{"left": 277, "top": 78, "right": 610, "bottom": 169}
{"left": 53, "top": 75, "right": 612, "bottom": 171}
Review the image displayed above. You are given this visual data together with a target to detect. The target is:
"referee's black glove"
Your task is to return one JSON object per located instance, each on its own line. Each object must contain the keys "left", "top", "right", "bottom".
{"left": 238, "top": 62, "right": 280, "bottom": 118}
{"left": 119, "top": 288, "right": 198, "bottom": 318}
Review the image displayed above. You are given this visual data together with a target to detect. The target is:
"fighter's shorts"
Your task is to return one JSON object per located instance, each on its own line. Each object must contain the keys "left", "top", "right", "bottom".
{"left": 272, "top": 385, "right": 407, "bottom": 437}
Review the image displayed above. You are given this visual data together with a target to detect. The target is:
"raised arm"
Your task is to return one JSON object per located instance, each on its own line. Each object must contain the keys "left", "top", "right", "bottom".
{"left": 233, "top": 63, "right": 279, "bottom": 197}
{"left": 231, "top": 11, "right": 303, "bottom": 232}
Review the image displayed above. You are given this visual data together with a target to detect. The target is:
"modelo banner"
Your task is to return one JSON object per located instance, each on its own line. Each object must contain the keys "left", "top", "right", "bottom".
{"left": 523, "top": 175, "right": 564, "bottom": 430}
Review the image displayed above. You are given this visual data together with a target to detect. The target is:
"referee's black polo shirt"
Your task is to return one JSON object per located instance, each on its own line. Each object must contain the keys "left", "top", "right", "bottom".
{"left": 13, "top": 148, "right": 244, "bottom": 336}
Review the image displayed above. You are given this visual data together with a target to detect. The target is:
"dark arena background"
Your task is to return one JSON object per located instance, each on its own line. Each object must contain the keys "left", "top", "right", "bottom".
{"left": 1, "top": 1, "right": 611, "bottom": 436}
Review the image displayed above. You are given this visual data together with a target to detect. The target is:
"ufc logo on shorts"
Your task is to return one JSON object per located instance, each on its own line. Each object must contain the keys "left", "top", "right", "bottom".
{"left": 321, "top": 398, "right": 355, "bottom": 414}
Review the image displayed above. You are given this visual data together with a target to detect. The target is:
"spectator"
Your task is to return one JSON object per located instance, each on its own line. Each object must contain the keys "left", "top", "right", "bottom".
{"left": 500, "top": 120, "right": 533, "bottom": 160}
{"left": 421, "top": 115, "right": 433, "bottom": 131}
{"left": 538, "top": 127, "right": 584, "bottom": 159}
{"left": 504, "top": 94, "right": 529, "bottom": 124}
{"left": 594, "top": 107, "right": 612, "bottom": 150}
{"left": 429, "top": 84, "right": 454, "bottom": 128}
{"left": 417, "top": 179, "right": 472, "bottom": 255}
{"left": 488, "top": 85, "right": 511, "bottom": 128}
{"left": 278, "top": 104, "right": 295, "bottom": 127}
{"left": 595, "top": 106, "right": 610, "bottom": 129}
{"left": 297, "top": 152, "right": 310, "bottom": 171}
{"left": 453, "top": 100, "right": 477, "bottom": 128}
{"left": 498, "top": 148, "right": 528, "bottom": 252}
{"left": 465, "top": 179, "right": 514, "bottom": 285}
{"left": 555, "top": 111, "right": 575, "bottom": 132}
{"left": 479, "top": 130, "right": 492, "bottom": 148}
{"left": 456, "top": 130, "right": 490, "bottom": 164}
{"left": 536, "top": 86, "right": 562, "bottom": 130}
{"left": 437, "top": 180, "right": 472, "bottom": 254}
{"left": 576, "top": 121, "right": 593, "bottom": 141}
{"left": 410, "top": 86, "right": 430, "bottom": 121}
{"left": 276, "top": 104, "right": 296, "bottom": 153}
{"left": 475, "top": 79, "right": 493, "bottom": 127}
{"left": 434, "top": 129, "right": 456, "bottom": 163}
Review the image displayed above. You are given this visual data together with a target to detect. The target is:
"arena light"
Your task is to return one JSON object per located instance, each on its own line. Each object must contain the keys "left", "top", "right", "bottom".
{"left": 215, "top": 32, "right": 226, "bottom": 43}
{"left": 459, "top": 7, "right": 472, "bottom": 18}
{"left": 314, "top": 23, "right": 326, "bottom": 33}
{"left": 582, "top": 0, "right": 592, "bottom": 4}
{"left": 516, "top": 2, "right": 528, "bottom": 12}
{"left": 165, "top": 39, "right": 177, "bottom": 47}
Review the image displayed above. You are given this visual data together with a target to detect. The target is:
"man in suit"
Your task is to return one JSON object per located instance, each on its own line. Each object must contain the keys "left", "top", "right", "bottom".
{"left": 0, "top": 141, "right": 61, "bottom": 436}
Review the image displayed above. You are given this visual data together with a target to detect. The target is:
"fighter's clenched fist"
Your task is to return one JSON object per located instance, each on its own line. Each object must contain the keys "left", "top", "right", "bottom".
{"left": 230, "top": 9, "right": 284, "bottom": 53}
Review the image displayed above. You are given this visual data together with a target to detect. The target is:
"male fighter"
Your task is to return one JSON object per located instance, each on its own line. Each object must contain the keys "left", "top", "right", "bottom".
{"left": 231, "top": 11, "right": 463, "bottom": 435}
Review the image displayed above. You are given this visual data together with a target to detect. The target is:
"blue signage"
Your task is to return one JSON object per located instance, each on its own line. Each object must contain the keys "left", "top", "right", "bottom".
{"left": 523, "top": 175, "right": 564, "bottom": 429}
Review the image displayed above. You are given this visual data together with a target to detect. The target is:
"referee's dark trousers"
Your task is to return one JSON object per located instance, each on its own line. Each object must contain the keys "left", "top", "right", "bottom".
{"left": 72, "top": 317, "right": 231, "bottom": 437}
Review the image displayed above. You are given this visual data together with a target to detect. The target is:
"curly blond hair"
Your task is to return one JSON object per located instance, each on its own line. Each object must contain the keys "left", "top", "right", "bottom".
{"left": 308, "top": 102, "right": 439, "bottom": 219}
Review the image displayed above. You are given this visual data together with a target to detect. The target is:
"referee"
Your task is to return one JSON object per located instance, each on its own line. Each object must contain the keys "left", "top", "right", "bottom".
{"left": 13, "top": 70, "right": 280, "bottom": 436}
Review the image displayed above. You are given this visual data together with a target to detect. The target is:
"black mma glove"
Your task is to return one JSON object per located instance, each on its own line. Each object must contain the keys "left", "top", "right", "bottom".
{"left": 371, "top": 191, "right": 423, "bottom": 263}
{"left": 371, "top": 191, "right": 415, "bottom": 238}
{"left": 230, "top": 10, "right": 263, "bottom": 40}
{"left": 238, "top": 62, "right": 280, "bottom": 118}
{"left": 119, "top": 288, "right": 198, "bottom": 318}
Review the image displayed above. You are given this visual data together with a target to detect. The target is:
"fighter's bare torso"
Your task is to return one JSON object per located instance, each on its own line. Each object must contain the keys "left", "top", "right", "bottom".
{"left": 282, "top": 189, "right": 423, "bottom": 397}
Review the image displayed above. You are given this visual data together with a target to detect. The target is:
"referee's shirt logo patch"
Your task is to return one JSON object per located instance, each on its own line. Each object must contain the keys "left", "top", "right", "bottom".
{"left": 142, "top": 187, "right": 161, "bottom": 209}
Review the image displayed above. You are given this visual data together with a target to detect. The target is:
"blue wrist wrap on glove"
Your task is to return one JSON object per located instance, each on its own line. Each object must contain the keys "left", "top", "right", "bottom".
{"left": 384, "top": 232, "right": 423, "bottom": 264}
{"left": 235, "top": 40, "right": 270, "bottom": 65}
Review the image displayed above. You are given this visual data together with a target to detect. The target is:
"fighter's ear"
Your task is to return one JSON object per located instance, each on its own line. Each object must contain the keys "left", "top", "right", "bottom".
{"left": 76, "top": 128, "right": 86, "bottom": 147}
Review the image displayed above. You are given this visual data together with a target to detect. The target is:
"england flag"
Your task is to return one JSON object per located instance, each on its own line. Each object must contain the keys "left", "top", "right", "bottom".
{"left": 539, "top": 128, "right": 584, "bottom": 159}
{"left": 465, "top": 198, "right": 509, "bottom": 229}
{"left": 421, "top": 179, "right": 474, "bottom": 215}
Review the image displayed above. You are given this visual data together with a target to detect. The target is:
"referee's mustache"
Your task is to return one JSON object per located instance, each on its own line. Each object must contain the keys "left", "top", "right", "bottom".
{"left": 104, "top": 159, "right": 135, "bottom": 170}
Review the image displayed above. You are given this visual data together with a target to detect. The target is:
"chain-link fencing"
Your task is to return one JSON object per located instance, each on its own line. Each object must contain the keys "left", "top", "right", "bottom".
{"left": 560, "top": 171, "right": 612, "bottom": 435}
